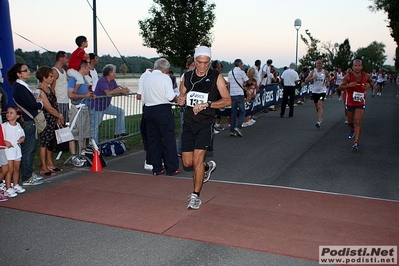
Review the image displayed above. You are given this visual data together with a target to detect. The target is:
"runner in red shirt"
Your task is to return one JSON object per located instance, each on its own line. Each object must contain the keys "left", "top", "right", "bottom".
{"left": 337, "top": 59, "right": 373, "bottom": 151}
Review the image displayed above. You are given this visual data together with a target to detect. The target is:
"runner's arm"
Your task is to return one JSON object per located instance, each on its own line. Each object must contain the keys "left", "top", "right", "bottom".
{"left": 305, "top": 70, "right": 314, "bottom": 83}
{"left": 177, "top": 75, "right": 187, "bottom": 106}
{"left": 337, "top": 74, "right": 356, "bottom": 91}
{"left": 211, "top": 73, "right": 231, "bottom": 109}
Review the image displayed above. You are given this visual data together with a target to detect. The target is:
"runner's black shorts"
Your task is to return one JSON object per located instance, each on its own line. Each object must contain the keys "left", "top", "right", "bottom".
{"left": 346, "top": 105, "right": 365, "bottom": 111}
{"left": 182, "top": 122, "right": 213, "bottom": 152}
{"left": 312, "top": 93, "right": 326, "bottom": 103}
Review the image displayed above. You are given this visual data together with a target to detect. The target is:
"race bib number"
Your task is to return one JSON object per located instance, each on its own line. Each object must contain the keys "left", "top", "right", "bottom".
{"left": 186, "top": 91, "right": 209, "bottom": 107}
{"left": 353, "top": 91, "right": 364, "bottom": 102}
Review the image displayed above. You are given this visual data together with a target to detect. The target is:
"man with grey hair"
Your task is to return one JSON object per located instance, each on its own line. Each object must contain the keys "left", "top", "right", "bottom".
{"left": 177, "top": 46, "right": 231, "bottom": 210}
{"left": 90, "top": 64, "right": 130, "bottom": 143}
{"left": 142, "top": 58, "right": 181, "bottom": 176}
{"left": 280, "top": 62, "right": 300, "bottom": 118}
{"left": 227, "top": 58, "right": 248, "bottom": 137}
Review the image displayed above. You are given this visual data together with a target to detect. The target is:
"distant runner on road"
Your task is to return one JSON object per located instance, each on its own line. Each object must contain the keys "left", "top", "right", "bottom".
{"left": 305, "top": 59, "right": 329, "bottom": 129}
{"left": 337, "top": 59, "right": 372, "bottom": 151}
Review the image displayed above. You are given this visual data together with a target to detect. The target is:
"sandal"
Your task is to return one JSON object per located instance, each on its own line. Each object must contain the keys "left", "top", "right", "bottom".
{"left": 48, "top": 167, "right": 62, "bottom": 172}
{"left": 40, "top": 171, "right": 56, "bottom": 177}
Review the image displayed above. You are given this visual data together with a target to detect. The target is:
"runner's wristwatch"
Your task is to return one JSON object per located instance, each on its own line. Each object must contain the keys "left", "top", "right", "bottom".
{"left": 207, "top": 101, "right": 212, "bottom": 108}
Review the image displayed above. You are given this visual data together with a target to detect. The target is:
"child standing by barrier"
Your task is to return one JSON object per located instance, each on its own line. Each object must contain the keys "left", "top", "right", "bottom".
{"left": 2, "top": 106, "right": 25, "bottom": 198}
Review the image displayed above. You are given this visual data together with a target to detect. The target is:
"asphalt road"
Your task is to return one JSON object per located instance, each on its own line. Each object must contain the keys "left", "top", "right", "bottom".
{"left": 114, "top": 82, "right": 399, "bottom": 201}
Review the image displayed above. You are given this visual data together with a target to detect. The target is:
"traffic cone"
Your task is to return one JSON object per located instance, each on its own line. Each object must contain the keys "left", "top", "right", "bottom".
{"left": 90, "top": 150, "right": 103, "bottom": 172}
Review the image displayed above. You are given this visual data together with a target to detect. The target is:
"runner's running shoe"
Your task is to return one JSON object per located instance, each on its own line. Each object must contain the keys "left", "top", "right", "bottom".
{"left": 348, "top": 130, "right": 354, "bottom": 139}
{"left": 203, "top": 161, "right": 216, "bottom": 183}
{"left": 187, "top": 193, "right": 201, "bottom": 210}
{"left": 351, "top": 142, "right": 359, "bottom": 151}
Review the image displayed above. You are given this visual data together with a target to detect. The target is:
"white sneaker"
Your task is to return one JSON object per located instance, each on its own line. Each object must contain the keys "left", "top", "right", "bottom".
{"left": 5, "top": 188, "right": 17, "bottom": 197}
{"left": 248, "top": 119, "right": 256, "bottom": 125}
{"left": 234, "top": 127, "right": 243, "bottom": 137}
{"left": 23, "top": 176, "right": 43, "bottom": 186}
{"left": 13, "top": 184, "right": 26, "bottom": 193}
{"left": 203, "top": 160, "right": 216, "bottom": 183}
{"left": 71, "top": 156, "right": 86, "bottom": 167}
{"left": 32, "top": 173, "right": 43, "bottom": 181}
{"left": 213, "top": 129, "right": 220, "bottom": 134}
{"left": 242, "top": 122, "right": 250, "bottom": 128}
{"left": 214, "top": 124, "right": 224, "bottom": 131}
{"left": 144, "top": 161, "right": 153, "bottom": 171}
{"left": 187, "top": 193, "right": 201, "bottom": 210}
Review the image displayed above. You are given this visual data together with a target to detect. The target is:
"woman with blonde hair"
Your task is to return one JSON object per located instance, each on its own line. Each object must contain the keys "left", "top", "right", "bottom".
{"left": 242, "top": 67, "right": 259, "bottom": 127}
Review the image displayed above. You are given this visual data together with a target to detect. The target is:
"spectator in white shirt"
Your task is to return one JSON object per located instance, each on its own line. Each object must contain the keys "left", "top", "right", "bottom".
{"left": 227, "top": 59, "right": 248, "bottom": 137}
{"left": 280, "top": 63, "right": 300, "bottom": 118}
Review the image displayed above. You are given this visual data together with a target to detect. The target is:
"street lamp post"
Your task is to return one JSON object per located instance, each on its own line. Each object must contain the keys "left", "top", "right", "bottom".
{"left": 294, "top": 18, "right": 302, "bottom": 70}
{"left": 333, "top": 42, "right": 339, "bottom": 69}
{"left": 93, "top": 0, "right": 98, "bottom": 54}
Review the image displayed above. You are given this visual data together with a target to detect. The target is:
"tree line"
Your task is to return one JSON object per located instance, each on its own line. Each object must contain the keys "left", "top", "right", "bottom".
{"left": 14, "top": 48, "right": 244, "bottom": 76}
{"left": 15, "top": 48, "right": 156, "bottom": 75}
{"left": 298, "top": 30, "right": 396, "bottom": 74}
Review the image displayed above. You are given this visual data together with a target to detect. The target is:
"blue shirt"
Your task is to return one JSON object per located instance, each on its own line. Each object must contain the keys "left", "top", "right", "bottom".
{"left": 68, "top": 77, "right": 91, "bottom": 106}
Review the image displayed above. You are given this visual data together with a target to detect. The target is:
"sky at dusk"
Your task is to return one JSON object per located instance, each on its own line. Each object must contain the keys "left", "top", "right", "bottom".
{"left": 7, "top": 0, "right": 397, "bottom": 67}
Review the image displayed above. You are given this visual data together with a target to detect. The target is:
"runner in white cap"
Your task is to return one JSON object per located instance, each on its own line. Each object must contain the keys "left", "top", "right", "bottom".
{"left": 177, "top": 46, "right": 231, "bottom": 210}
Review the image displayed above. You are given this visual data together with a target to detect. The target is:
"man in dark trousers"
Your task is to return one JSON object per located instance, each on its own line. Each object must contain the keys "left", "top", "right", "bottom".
{"left": 142, "top": 58, "right": 181, "bottom": 176}
{"left": 280, "top": 62, "right": 300, "bottom": 118}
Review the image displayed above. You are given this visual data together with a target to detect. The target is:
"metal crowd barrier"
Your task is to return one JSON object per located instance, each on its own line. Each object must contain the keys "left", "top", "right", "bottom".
{"left": 71, "top": 93, "right": 181, "bottom": 164}
{"left": 77, "top": 92, "right": 142, "bottom": 146}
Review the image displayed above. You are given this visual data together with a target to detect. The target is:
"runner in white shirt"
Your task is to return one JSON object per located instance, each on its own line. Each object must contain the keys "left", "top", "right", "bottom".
{"left": 335, "top": 68, "right": 344, "bottom": 100}
{"left": 376, "top": 68, "right": 384, "bottom": 96}
{"left": 305, "top": 59, "right": 329, "bottom": 128}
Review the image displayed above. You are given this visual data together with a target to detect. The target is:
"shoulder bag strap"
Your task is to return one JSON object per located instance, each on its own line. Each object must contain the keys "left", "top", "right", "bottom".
{"left": 13, "top": 98, "right": 34, "bottom": 119}
{"left": 231, "top": 69, "right": 245, "bottom": 91}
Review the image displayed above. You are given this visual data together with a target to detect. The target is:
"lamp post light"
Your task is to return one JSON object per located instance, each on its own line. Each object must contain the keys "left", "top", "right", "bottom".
{"left": 334, "top": 42, "right": 339, "bottom": 57}
{"left": 294, "top": 18, "right": 302, "bottom": 69}
{"left": 333, "top": 42, "right": 339, "bottom": 69}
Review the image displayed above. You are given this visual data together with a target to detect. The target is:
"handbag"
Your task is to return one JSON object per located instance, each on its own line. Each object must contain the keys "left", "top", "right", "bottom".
{"left": 55, "top": 126, "right": 74, "bottom": 144}
{"left": 33, "top": 111, "right": 47, "bottom": 133}
{"left": 14, "top": 100, "right": 47, "bottom": 133}
{"left": 49, "top": 132, "right": 69, "bottom": 152}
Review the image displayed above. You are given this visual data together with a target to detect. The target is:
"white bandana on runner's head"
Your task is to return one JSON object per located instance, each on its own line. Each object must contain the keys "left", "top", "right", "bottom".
{"left": 194, "top": 46, "right": 211, "bottom": 59}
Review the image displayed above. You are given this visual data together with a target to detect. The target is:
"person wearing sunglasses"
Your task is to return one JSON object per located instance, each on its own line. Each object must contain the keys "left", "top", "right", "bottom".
{"left": 7, "top": 63, "right": 44, "bottom": 186}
